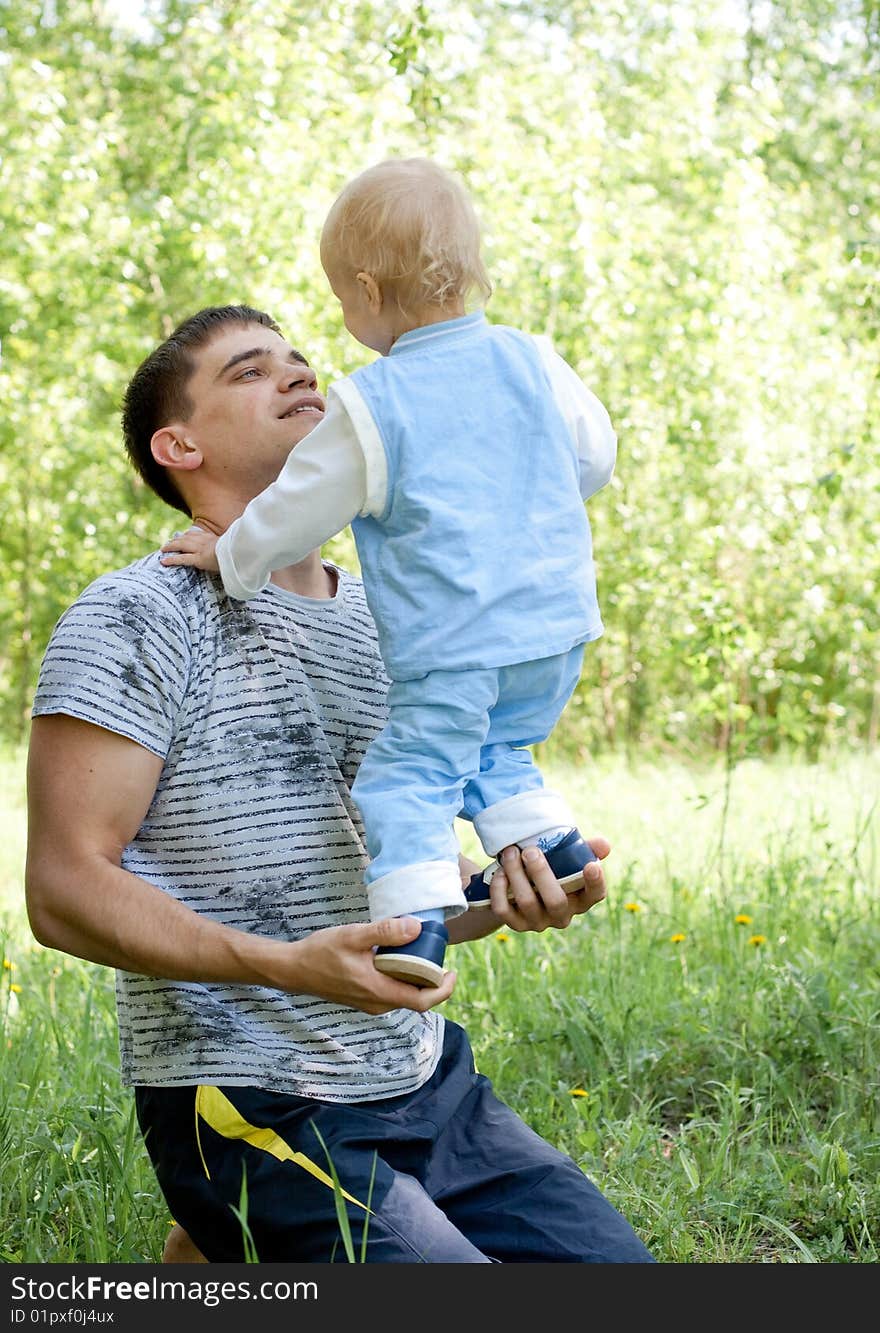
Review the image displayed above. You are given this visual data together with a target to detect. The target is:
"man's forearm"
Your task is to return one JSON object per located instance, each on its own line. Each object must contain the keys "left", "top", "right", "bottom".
{"left": 26, "top": 855, "right": 457, "bottom": 1015}
{"left": 26, "top": 854, "right": 293, "bottom": 986}
{"left": 25, "top": 718, "right": 455, "bottom": 1015}
{"left": 447, "top": 906, "right": 504, "bottom": 945}
{"left": 449, "top": 853, "right": 503, "bottom": 944}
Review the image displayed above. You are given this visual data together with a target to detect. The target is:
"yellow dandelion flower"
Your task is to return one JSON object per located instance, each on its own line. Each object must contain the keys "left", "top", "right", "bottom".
{"left": 735, "top": 914, "right": 753, "bottom": 926}
{"left": 495, "top": 932, "right": 510, "bottom": 943}
{"left": 569, "top": 1088, "right": 589, "bottom": 1098}
{"left": 624, "top": 902, "right": 642, "bottom": 913}
{"left": 10, "top": 983, "right": 22, "bottom": 994}
{"left": 2, "top": 959, "right": 12, "bottom": 970}
{"left": 748, "top": 934, "right": 767, "bottom": 947}
{"left": 670, "top": 933, "right": 686, "bottom": 944}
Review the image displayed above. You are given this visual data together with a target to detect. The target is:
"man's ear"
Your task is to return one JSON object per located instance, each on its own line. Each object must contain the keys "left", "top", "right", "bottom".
{"left": 356, "top": 271, "right": 383, "bottom": 314}
{"left": 150, "top": 426, "right": 203, "bottom": 474}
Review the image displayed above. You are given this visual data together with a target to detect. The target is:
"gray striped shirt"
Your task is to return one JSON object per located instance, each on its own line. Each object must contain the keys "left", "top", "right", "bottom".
{"left": 32, "top": 554, "right": 443, "bottom": 1100}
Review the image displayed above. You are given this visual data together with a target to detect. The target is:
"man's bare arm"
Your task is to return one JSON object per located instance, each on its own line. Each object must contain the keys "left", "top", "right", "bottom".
{"left": 25, "top": 714, "right": 454, "bottom": 1014}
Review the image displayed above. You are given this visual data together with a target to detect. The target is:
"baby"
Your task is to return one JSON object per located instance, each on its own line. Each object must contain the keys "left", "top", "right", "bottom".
{"left": 161, "top": 158, "right": 616, "bottom": 987}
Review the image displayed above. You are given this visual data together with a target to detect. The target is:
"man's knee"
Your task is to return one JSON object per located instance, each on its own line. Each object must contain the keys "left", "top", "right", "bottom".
{"left": 162, "top": 1223, "right": 208, "bottom": 1263}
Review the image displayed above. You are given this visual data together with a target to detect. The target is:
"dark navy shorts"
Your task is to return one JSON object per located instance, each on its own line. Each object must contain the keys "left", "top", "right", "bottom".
{"left": 135, "top": 1020, "right": 654, "bottom": 1263}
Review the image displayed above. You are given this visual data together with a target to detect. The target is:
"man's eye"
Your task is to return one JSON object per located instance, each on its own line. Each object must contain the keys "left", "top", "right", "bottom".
{"left": 237, "top": 367, "right": 260, "bottom": 379}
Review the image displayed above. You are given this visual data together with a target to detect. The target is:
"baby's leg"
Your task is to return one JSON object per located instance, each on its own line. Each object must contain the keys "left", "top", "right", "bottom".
{"left": 459, "top": 646, "right": 597, "bottom": 906}
{"left": 351, "top": 668, "right": 498, "bottom": 984}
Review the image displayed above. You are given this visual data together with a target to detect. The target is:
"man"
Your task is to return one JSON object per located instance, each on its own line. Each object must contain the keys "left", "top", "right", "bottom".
{"left": 25, "top": 305, "right": 653, "bottom": 1263}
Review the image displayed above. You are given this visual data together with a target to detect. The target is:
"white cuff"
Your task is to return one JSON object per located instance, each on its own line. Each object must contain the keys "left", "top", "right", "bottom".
{"left": 367, "top": 860, "right": 467, "bottom": 923}
{"left": 472, "top": 789, "right": 577, "bottom": 857}
{"left": 216, "top": 529, "right": 266, "bottom": 600}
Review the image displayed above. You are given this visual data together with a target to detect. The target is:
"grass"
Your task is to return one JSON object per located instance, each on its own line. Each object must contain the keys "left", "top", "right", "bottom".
{"left": 2, "top": 744, "right": 879, "bottom": 1263}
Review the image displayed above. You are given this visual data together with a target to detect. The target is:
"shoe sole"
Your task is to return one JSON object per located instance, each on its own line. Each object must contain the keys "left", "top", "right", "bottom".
{"left": 373, "top": 953, "right": 446, "bottom": 987}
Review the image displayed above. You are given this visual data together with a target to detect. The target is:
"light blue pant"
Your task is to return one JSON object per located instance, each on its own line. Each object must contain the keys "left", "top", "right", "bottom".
{"left": 352, "top": 645, "right": 585, "bottom": 917}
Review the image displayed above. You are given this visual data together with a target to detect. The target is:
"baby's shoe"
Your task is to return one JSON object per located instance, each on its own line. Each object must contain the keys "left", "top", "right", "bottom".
{"left": 465, "top": 828, "right": 598, "bottom": 909}
{"left": 374, "top": 919, "right": 449, "bottom": 987}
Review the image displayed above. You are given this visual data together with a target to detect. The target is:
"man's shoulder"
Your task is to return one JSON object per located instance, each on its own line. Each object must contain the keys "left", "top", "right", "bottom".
{"left": 35, "top": 553, "right": 209, "bottom": 747}
{"left": 59, "top": 551, "right": 212, "bottom": 645}
{"left": 79, "top": 551, "right": 202, "bottom": 610}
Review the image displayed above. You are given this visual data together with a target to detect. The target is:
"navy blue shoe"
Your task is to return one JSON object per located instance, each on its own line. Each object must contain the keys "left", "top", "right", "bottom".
{"left": 465, "top": 828, "right": 598, "bottom": 909}
{"left": 374, "top": 919, "right": 449, "bottom": 988}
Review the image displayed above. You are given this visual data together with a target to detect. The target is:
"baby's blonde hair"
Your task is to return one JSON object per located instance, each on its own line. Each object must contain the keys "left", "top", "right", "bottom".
{"left": 320, "top": 158, "right": 492, "bottom": 315}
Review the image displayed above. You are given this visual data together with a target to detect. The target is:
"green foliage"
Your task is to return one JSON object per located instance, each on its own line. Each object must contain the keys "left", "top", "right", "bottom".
{"left": 0, "top": 0, "right": 877, "bottom": 751}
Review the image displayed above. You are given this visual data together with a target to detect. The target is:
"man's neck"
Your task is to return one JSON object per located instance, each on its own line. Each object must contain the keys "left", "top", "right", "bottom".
{"left": 271, "top": 554, "right": 337, "bottom": 600}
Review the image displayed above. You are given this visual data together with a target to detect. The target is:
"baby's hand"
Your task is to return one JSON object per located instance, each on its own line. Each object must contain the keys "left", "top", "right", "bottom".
{"left": 160, "top": 527, "right": 220, "bottom": 572}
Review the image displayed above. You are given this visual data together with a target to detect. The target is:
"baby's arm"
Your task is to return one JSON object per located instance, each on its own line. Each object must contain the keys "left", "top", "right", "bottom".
{"left": 218, "top": 400, "right": 366, "bottom": 598}
{"left": 163, "top": 394, "right": 368, "bottom": 597}
{"left": 533, "top": 337, "right": 617, "bottom": 500}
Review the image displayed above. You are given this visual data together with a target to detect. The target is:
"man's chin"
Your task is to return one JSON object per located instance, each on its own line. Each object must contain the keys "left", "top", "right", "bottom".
{"left": 284, "top": 418, "right": 323, "bottom": 445}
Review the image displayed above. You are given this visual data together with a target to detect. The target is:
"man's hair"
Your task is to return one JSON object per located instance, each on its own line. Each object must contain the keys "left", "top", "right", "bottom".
{"left": 121, "top": 304, "right": 284, "bottom": 515}
{"left": 320, "top": 158, "right": 492, "bottom": 316}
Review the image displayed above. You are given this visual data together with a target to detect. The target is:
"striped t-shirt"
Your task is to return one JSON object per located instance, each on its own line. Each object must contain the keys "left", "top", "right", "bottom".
{"left": 32, "top": 553, "right": 444, "bottom": 1101}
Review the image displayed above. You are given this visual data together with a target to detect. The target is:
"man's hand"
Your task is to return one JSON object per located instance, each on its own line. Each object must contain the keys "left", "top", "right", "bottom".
{"left": 278, "top": 915, "right": 456, "bottom": 1015}
{"left": 448, "top": 836, "right": 609, "bottom": 944}
{"left": 160, "top": 527, "right": 221, "bottom": 573}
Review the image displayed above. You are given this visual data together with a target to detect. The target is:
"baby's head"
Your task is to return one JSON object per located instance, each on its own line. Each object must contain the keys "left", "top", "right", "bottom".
{"left": 320, "top": 158, "right": 492, "bottom": 352}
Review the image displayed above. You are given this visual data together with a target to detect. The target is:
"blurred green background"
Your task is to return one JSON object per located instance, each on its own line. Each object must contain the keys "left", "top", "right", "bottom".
{"left": 1, "top": 0, "right": 877, "bottom": 758}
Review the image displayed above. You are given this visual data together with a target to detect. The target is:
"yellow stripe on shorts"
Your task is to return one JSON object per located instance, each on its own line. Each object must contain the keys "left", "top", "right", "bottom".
{"left": 194, "top": 1084, "right": 370, "bottom": 1212}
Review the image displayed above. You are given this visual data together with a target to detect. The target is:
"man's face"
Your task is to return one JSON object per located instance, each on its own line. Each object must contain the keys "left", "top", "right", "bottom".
{"left": 183, "top": 323, "right": 325, "bottom": 486}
